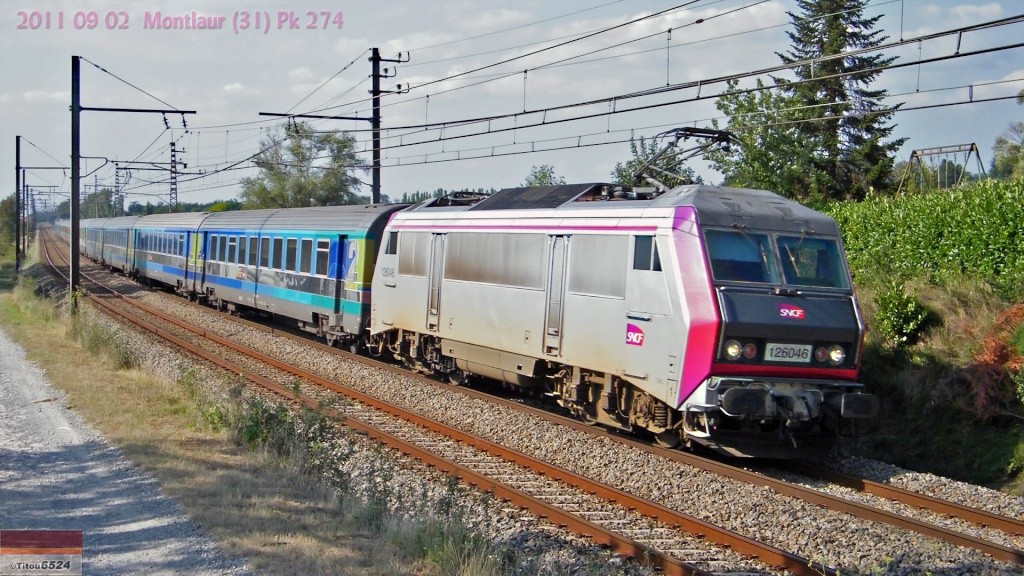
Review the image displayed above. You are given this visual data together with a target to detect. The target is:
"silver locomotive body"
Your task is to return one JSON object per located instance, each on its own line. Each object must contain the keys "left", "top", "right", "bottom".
{"left": 370, "top": 183, "right": 877, "bottom": 456}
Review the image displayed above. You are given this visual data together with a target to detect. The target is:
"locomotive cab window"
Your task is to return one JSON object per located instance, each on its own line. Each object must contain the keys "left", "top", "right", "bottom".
{"left": 776, "top": 236, "right": 849, "bottom": 289}
{"left": 385, "top": 231, "right": 398, "bottom": 255}
{"left": 633, "top": 236, "right": 662, "bottom": 272}
{"left": 705, "top": 229, "right": 780, "bottom": 284}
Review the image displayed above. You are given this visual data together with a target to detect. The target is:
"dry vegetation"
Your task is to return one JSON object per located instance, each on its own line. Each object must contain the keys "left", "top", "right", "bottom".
{"left": 0, "top": 272, "right": 494, "bottom": 576}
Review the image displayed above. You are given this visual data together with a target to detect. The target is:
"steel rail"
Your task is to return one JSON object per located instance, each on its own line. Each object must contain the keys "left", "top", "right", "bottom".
{"left": 45, "top": 228, "right": 1022, "bottom": 567}
{"left": 786, "top": 462, "right": 1024, "bottom": 537}
{"left": 209, "top": 305, "right": 1024, "bottom": 563}
{"left": 38, "top": 233, "right": 814, "bottom": 576}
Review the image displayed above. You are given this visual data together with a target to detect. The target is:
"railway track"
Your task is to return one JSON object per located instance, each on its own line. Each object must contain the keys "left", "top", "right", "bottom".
{"left": 40, "top": 229, "right": 1024, "bottom": 572}
{"left": 40, "top": 230, "right": 810, "bottom": 574}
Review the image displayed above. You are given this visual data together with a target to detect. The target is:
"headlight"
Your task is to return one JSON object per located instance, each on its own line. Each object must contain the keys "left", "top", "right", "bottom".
{"left": 724, "top": 340, "right": 742, "bottom": 360}
{"left": 742, "top": 343, "right": 757, "bottom": 359}
{"left": 828, "top": 345, "right": 845, "bottom": 365}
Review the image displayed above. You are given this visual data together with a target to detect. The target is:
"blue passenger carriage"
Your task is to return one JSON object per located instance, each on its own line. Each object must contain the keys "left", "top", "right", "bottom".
{"left": 99, "top": 216, "right": 142, "bottom": 273}
{"left": 81, "top": 218, "right": 104, "bottom": 260}
{"left": 196, "top": 204, "right": 405, "bottom": 347}
{"left": 133, "top": 212, "right": 209, "bottom": 292}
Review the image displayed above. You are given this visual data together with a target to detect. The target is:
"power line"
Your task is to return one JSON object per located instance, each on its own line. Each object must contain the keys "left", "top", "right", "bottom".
{"left": 81, "top": 56, "right": 184, "bottom": 112}
{"left": 286, "top": 49, "right": 370, "bottom": 113}
{"left": 297, "top": 0, "right": 896, "bottom": 123}
{"left": 405, "top": 0, "right": 629, "bottom": 53}
{"left": 323, "top": 20, "right": 1024, "bottom": 158}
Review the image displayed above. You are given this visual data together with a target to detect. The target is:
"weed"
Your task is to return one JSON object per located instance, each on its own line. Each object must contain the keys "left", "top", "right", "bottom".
{"left": 1011, "top": 322, "right": 1024, "bottom": 357}
{"left": 420, "top": 521, "right": 499, "bottom": 576}
{"left": 69, "top": 315, "right": 139, "bottom": 370}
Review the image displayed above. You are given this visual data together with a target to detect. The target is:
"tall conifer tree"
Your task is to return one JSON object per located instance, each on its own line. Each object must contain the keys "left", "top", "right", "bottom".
{"left": 710, "top": 0, "right": 904, "bottom": 202}
{"left": 777, "top": 0, "right": 904, "bottom": 200}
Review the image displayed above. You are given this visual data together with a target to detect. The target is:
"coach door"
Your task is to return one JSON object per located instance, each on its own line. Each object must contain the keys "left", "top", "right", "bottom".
{"left": 334, "top": 235, "right": 349, "bottom": 315}
{"left": 425, "top": 233, "right": 446, "bottom": 332}
{"left": 544, "top": 235, "right": 569, "bottom": 356}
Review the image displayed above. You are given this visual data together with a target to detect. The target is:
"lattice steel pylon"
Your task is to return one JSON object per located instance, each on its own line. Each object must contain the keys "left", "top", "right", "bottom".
{"left": 896, "top": 143, "right": 987, "bottom": 195}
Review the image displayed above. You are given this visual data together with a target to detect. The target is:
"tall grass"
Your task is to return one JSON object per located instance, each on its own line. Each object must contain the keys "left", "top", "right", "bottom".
{"left": 829, "top": 179, "right": 1024, "bottom": 296}
{"left": 831, "top": 180, "right": 1024, "bottom": 489}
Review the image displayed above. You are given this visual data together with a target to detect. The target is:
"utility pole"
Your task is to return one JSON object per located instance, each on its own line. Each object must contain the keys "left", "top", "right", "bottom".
{"left": 22, "top": 173, "right": 29, "bottom": 257}
{"left": 169, "top": 141, "right": 187, "bottom": 212}
{"left": 69, "top": 54, "right": 195, "bottom": 301}
{"left": 14, "top": 136, "right": 21, "bottom": 273}
{"left": 259, "top": 47, "right": 408, "bottom": 204}
{"left": 71, "top": 55, "right": 81, "bottom": 299}
{"left": 369, "top": 48, "right": 408, "bottom": 204}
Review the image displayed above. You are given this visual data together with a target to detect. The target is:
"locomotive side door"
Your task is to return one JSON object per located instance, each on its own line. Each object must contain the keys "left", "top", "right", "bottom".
{"left": 544, "top": 235, "right": 569, "bottom": 356}
{"left": 425, "top": 233, "right": 446, "bottom": 332}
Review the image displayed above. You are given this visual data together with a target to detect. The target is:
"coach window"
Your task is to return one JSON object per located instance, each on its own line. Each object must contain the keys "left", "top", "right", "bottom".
{"left": 178, "top": 234, "right": 186, "bottom": 256}
{"left": 237, "top": 236, "right": 248, "bottom": 265}
{"left": 219, "top": 236, "right": 228, "bottom": 263}
{"left": 227, "top": 236, "right": 237, "bottom": 263}
{"left": 272, "top": 238, "right": 283, "bottom": 269}
{"left": 299, "top": 238, "right": 313, "bottom": 274}
{"left": 315, "top": 239, "right": 330, "bottom": 276}
{"left": 259, "top": 237, "right": 270, "bottom": 268}
{"left": 633, "top": 236, "right": 662, "bottom": 272}
{"left": 246, "top": 237, "right": 258, "bottom": 266}
{"left": 210, "top": 235, "right": 220, "bottom": 261}
{"left": 286, "top": 238, "right": 298, "bottom": 272}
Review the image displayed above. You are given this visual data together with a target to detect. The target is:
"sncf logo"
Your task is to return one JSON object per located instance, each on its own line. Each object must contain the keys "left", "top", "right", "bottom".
{"left": 779, "top": 303, "right": 806, "bottom": 320}
{"left": 626, "top": 323, "right": 645, "bottom": 346}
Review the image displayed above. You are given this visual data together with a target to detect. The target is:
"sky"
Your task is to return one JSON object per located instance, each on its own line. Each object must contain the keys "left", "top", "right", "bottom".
{"left": 1, "top": 0, "right": 1022, "bottom": 210}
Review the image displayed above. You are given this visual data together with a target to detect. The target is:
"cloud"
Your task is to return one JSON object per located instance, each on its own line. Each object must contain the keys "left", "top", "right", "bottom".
{"left": 465, "top": 8, "right": 532, "bottom": 31}
{"left": 950, "top": 2, "right": 1002, "bottom": 20}
{"left": 223, "top": 83, "right": 260, "bottom": 97}
{"left": 22, "top": 90, "right": 70, "bottom": 102}
{"left": 288, "top": 67, "right": 315, "bottom": 82}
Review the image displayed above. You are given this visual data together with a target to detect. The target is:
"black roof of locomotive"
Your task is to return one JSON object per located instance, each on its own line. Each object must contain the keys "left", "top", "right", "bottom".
{"left": 422, "top": 183, "right": 839, "bottom": 236}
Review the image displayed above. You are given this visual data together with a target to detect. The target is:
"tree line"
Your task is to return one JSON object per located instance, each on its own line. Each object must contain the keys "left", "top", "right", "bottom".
{"left": 3, "top": 0, "right": 1022, "bottom": 260}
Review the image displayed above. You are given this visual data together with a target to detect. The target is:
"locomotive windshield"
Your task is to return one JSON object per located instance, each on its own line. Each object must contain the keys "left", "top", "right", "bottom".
{"left": 776, "top": 235, "right": 849, "bottom": 289}
{"left": 705, "top": 229, "right": 849, "bottom": 289}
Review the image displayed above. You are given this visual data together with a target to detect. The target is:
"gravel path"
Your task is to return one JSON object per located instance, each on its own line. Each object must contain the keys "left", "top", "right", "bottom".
{"left": 0, "top": 327, "right": 250, "bottom": 575}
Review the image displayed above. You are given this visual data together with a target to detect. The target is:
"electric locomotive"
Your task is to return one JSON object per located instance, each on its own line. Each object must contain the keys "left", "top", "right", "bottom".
{"left": 369, "top": 183, "right": 878, "bottom": 457}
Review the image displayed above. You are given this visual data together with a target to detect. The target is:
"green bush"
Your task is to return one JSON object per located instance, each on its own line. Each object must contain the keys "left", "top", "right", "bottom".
{"left": 874, "top": 281, "right": 930, "bottom": 348}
